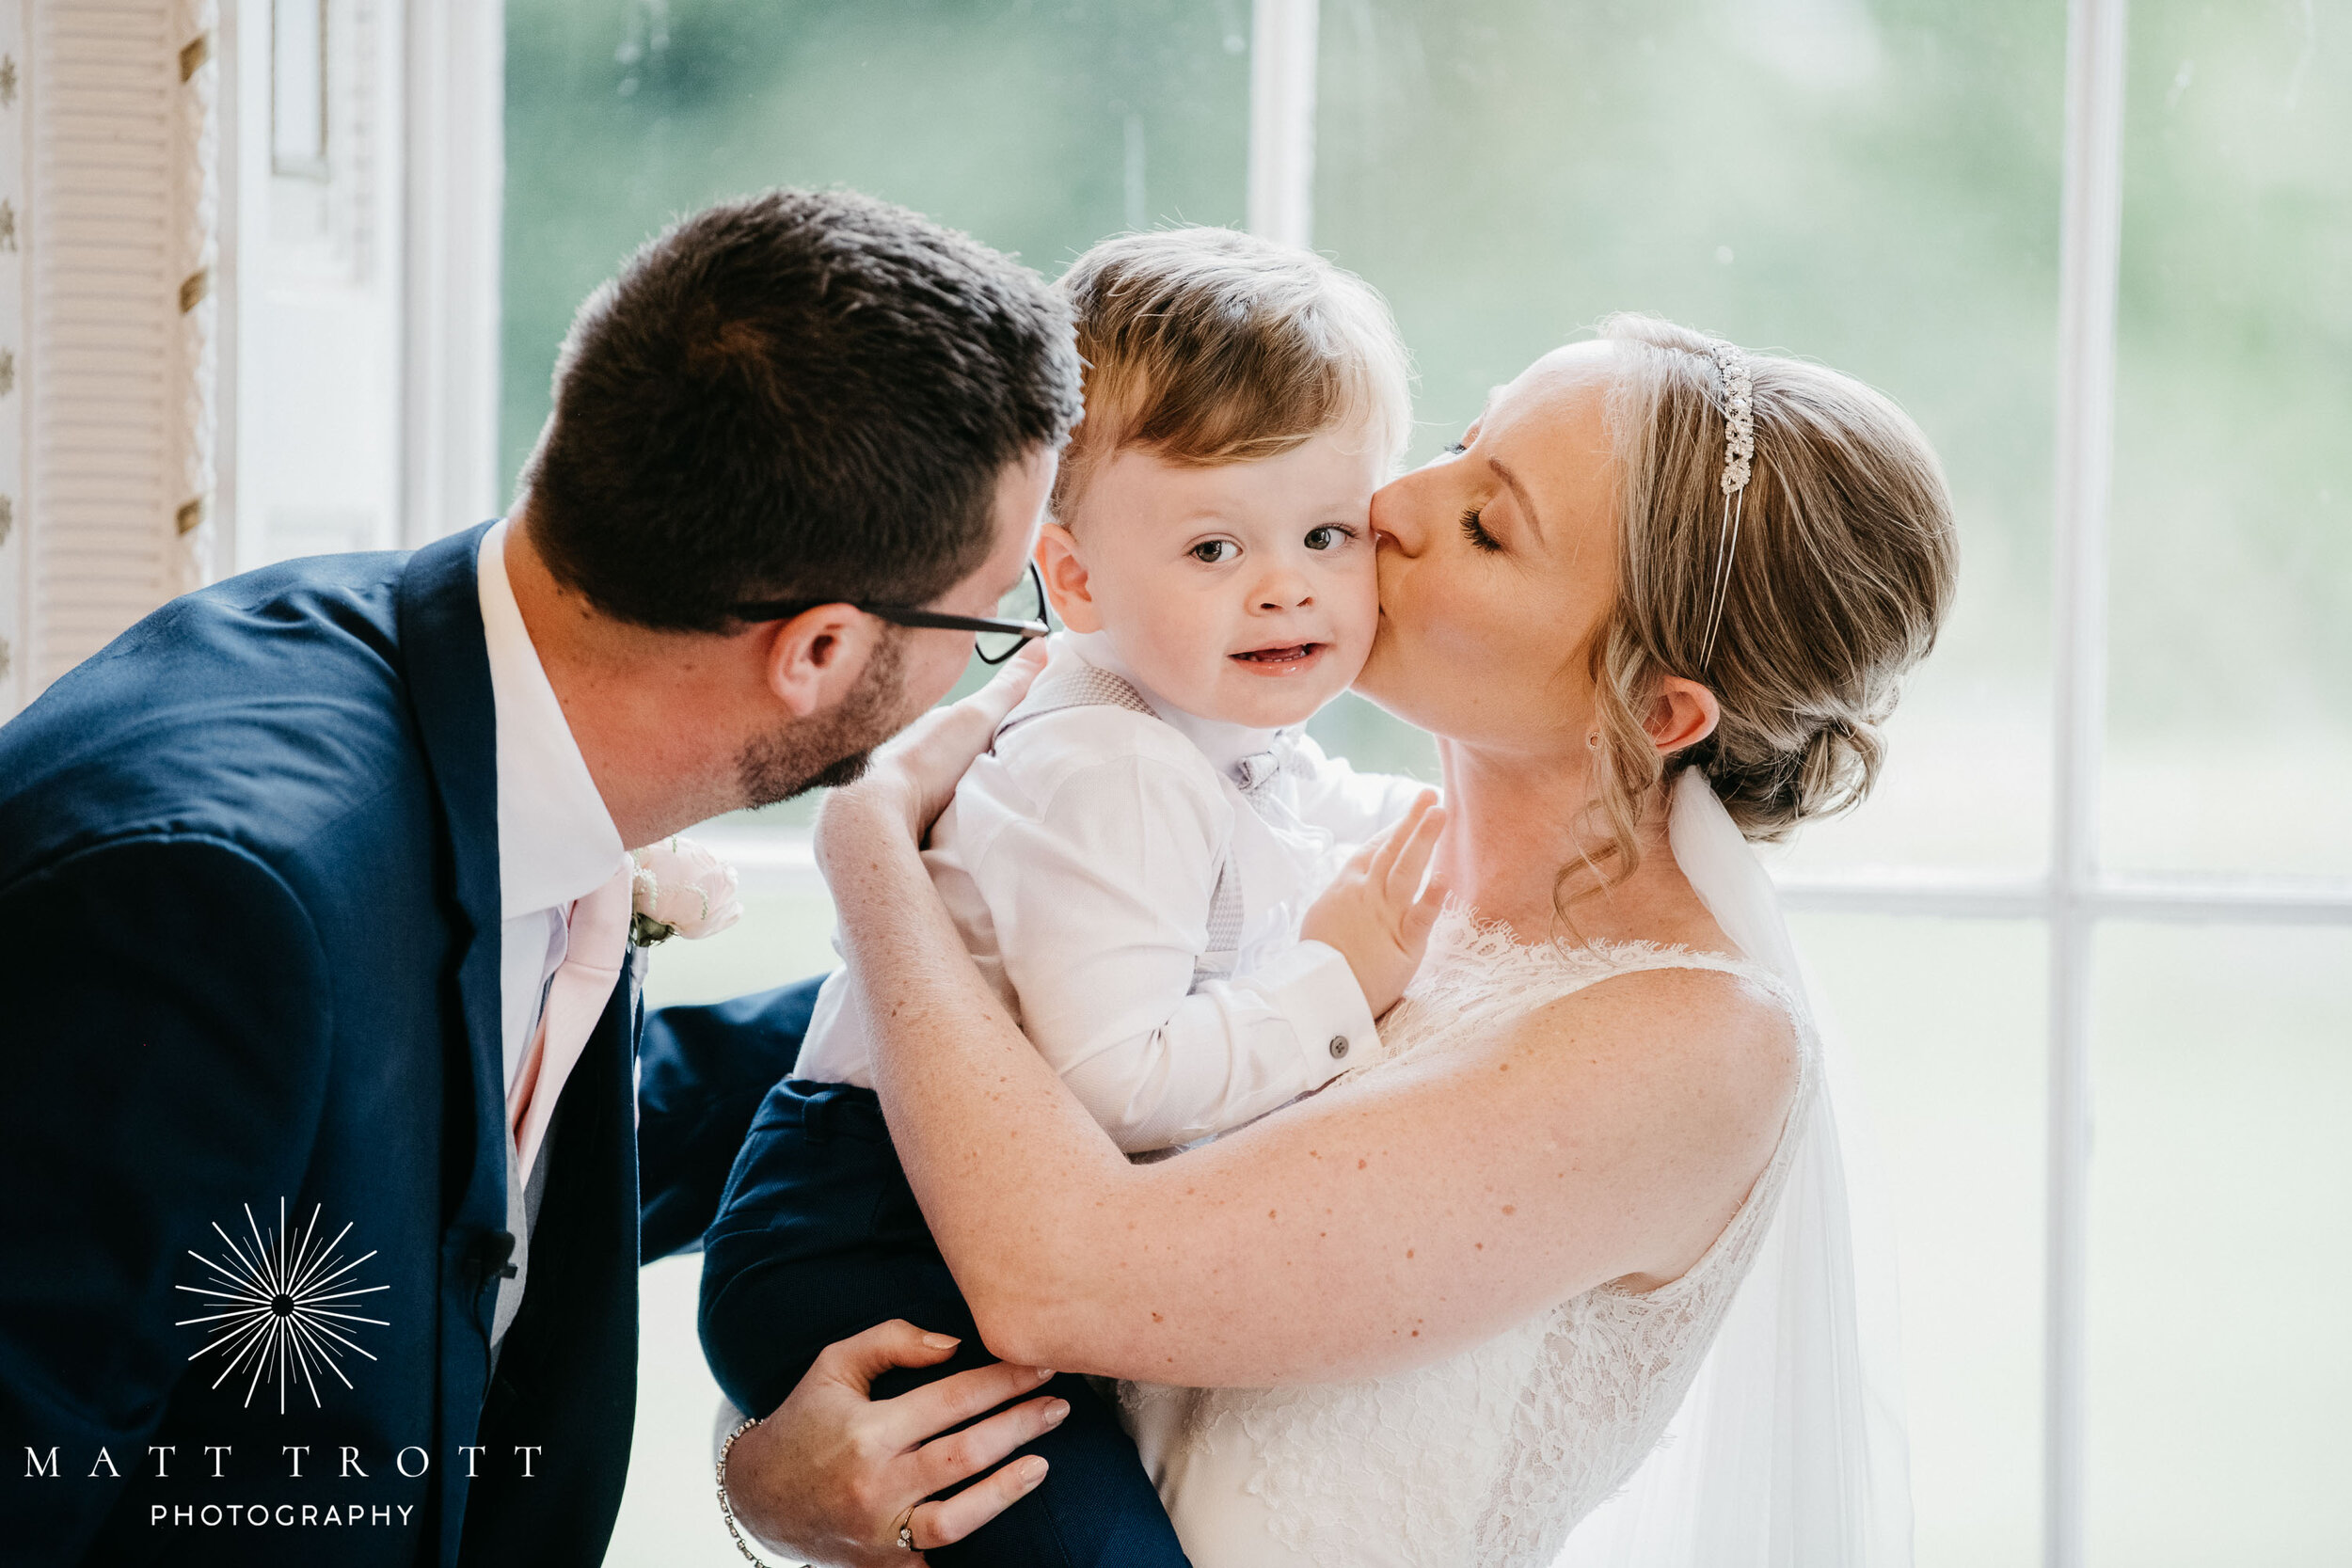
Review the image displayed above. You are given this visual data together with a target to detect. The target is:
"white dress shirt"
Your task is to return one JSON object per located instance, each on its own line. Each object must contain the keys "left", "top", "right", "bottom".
{"left": 475, "top": 521, "right": 627, "bottom": 1351}
{"left": 794, "top": 631, "right": 1430, "bottom": 1153}
{"left": 476, "top": 521, "right": 627, "bottom": 1135}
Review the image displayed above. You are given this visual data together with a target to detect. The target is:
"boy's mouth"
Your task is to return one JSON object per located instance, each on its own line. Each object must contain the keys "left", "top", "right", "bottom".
{"left": 1230, "top": 641, "right": 1325, "bottom": 669}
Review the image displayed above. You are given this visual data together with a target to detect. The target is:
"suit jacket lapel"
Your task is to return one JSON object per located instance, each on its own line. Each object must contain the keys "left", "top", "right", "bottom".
{"left": 393, "top": 521, "right": 512, "bottom": 1565}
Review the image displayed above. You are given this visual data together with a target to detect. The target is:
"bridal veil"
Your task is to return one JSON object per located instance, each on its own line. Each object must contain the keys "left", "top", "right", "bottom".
{"left": 1556, "top": 768, "right": 1915, "bottom": 1567}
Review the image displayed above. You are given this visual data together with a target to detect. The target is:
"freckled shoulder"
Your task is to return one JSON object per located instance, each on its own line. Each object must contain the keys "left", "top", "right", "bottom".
{"left": 1491, "top": 963, "right": 1802, "bottom": 1129}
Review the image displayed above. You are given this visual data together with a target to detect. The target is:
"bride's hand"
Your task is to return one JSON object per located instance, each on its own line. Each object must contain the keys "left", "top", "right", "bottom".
{"left": 817, "top": 642, "right": 1047, "bottom": 861}
{"left": 1301, "top": 791, "right": 1451, "bottom": 1018}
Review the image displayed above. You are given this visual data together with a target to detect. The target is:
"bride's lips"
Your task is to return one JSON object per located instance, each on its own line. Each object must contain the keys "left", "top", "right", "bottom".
{"left": 1229, "top": 641, "right": 1327, "bottom": 674}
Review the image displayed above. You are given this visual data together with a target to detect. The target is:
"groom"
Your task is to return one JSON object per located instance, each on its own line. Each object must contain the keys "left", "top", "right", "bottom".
{"left": 0, "top": 189, "right": 1078, "bottom": 1565}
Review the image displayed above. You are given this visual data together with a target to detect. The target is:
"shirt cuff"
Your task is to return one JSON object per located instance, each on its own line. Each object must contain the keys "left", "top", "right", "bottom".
{"left": 1253, "top": 941, "right": 1381, "bottom": 1089}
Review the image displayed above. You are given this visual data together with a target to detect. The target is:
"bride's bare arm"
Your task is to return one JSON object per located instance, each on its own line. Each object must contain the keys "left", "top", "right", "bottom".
{"left": 819, "top": 725, "right": 1799, "bottom": 1389}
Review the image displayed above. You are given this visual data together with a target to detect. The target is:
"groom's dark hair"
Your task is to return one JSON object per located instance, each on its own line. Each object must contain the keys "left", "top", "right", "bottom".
{"left": 519, "top": 187, "right": 1082, "bottom": 632}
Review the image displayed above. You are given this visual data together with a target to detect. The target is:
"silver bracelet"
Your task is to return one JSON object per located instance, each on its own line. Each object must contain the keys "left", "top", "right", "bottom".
{"left": 716, "top": 1415, "right": 787, "bottom": 1566}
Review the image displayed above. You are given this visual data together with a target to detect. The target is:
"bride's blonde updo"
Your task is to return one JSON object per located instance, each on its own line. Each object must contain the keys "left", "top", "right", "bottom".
{"left": 1580, "top": 313, "right": 1958, "bottom": 888}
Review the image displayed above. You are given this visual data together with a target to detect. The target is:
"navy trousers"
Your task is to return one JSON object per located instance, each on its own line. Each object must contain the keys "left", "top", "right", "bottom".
{"left": 700, "top": 1080, "right": 1192, "bottom": 1568}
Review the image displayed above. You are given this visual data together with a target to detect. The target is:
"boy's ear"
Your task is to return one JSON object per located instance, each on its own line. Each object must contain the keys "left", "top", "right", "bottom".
{"left": 1036, "top": 523, "right": 1104, "bottom": 634}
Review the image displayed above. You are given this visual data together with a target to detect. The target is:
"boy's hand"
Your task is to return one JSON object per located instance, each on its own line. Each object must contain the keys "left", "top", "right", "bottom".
{"left": 1301, "top": 791, "right": 1449, "bottom": 1019}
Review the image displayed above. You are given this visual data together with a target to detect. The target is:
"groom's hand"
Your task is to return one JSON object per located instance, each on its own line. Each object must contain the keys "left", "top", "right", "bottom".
{"left": 723, "top": 1319, "right": 1069, "bottom": 1566}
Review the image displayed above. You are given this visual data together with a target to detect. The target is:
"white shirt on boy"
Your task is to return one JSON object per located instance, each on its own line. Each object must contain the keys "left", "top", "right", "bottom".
{"left": 792, "top": 630, "right": 1429, "bottom": 1153}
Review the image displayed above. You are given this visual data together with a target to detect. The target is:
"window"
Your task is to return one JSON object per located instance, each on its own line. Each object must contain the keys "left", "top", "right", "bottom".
{"left": 501, "top": 5, "right": 2352, "bottom": 1564}
{"left": 501, "top": 0, "right": 1256, "bottom": 503}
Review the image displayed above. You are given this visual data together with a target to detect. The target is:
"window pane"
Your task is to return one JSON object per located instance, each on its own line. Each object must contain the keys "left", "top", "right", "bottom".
{"left": 613, "top": 1254, "right": 741, "bottom": 1565}
{"left": 502, "top": 0, "right": 1253, "bottom": 498}
{"left": 2088, "top": 925, "right": 2352, "bottom": 1566}
{"left": 637, "top": 881, "right": 838, "bottom": 1009}
{"left": 622, "top": 875, "right": 837, "bottom": 1567}
{"left": 1308, "top": 689, "right": 1442, "bottom": 781}
{"left": 1314, "top": 1, "right": 2065, "bottom": 874}
{"left": 1794, "top": 914, "right": 2046, "bottom": 1568}
{"left": 2104, "top": 3, "right": 2352, "bottom": 875}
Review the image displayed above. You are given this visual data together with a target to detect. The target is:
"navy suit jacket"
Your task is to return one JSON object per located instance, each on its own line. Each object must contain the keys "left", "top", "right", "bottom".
{"left": 0, "top": 528, "right": 808, "bottom": 1565}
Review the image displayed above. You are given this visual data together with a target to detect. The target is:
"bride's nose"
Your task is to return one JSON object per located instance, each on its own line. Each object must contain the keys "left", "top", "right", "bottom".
{"left": 1370, "top": 472, "right": 1428, "bottom": 555}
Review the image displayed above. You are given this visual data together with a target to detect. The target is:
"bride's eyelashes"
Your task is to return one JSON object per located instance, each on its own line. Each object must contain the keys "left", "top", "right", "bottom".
{"left": 1442, "top": 439, "right": 1468, "bottom": 456}
{"left": 1459, "top": 505, "right": 1502, "bottom": 553}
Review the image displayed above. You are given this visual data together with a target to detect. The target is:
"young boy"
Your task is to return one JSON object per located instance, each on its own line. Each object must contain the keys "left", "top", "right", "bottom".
{"left": 699, "top": 228, "right": 1438, "bottom": 1566}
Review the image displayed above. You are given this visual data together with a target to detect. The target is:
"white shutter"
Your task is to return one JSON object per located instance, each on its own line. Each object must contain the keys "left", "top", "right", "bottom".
{"left": 0, "top": 0, "right": 497, "bottom": 721}
{"left": 0, "top": 5, "right": 24, "bottom": 714}
{"left": 0, "top": 0, "right": 217, "bottom": 716}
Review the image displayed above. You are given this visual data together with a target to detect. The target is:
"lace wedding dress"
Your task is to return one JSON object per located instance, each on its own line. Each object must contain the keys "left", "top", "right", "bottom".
{"left": 1118, "top": 904, "right": 1820, "bottom": 1568}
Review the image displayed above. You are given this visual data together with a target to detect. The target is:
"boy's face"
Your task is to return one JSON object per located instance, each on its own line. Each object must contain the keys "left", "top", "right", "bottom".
{"left": 1042, "top": 428, "right": 1386, "bottom": 730}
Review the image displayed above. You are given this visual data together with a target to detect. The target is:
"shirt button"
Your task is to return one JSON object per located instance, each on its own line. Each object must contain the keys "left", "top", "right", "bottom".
{"left": 1328, "top": 1035, "right": 1350, "bottom": 1059}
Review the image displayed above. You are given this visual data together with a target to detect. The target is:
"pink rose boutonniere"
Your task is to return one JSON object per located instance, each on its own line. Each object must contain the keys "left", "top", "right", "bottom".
{"left": 628, "top": 835, "right": 743, "bottom": 946}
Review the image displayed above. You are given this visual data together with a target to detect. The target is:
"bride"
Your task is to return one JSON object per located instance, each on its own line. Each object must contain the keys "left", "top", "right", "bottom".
{"left": 812, "top": 312, "right": 1956, "bottom": 1564}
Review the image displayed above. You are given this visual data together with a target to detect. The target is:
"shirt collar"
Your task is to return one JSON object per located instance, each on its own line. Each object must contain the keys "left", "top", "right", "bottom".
{"left": 477, "top": 520, "right": 628, "bottom": 920}
{"left": 1062, "top": 629, "right": 1295, "bottom": 782}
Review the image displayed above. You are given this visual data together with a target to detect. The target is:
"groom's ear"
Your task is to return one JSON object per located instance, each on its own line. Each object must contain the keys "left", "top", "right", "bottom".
{"left": 1645, "top": 676, "right": 1722, "bottom": 755}
{"left": 1035, "top": 523, "right": 1103, "bottom": 634}
{"left": 759, "top": 606, "right": 888, "bottom": 719}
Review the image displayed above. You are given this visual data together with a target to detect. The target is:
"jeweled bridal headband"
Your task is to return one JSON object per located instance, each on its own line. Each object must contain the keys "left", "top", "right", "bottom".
{"left": 1698, "top": 338, "right": 1756, "bottom": 671}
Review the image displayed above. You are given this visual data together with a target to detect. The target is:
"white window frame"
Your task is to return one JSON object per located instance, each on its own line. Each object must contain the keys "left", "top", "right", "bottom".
{"left": 540, "top": 4, "right": 2352, "bottom": 1559}
{"left": 398, "top": 0, "right": 503, "bottom": 547}
{"left": 1237, "top": 3, "right": 2352, "bottom": 1564}
{"left": 697, "top": 27, "right": 2352, "bottom": 1562}
{"left": 223, "top": 0, "right": 502, "bottom": 577}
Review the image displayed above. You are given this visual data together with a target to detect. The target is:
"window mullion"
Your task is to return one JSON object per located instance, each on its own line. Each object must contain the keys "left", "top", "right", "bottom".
{"left": 1246, "top": 0, "right": 1318, "bottom": 248}
{"left": 401, "top": 0, "right": 507, "bottom": 547}
{"left": 1775, "top": 872, "right": 2352, "bottom": 924}
{"left": 2046, "top": 1, "right": 2131, "bottom": 1563}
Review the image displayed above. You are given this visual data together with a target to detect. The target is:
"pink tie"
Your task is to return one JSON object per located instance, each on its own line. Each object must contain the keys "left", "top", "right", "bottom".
{"left": 508, "top": 860, "right": 635, "bottom": 1177}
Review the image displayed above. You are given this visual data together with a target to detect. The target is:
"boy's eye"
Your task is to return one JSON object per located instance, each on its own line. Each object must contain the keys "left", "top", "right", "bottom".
{"left": 1303, "top": 525, "right": 1352, "bottom": 551}
{"left": 1190, "top": 539, "right": 1240, "bottom": 564}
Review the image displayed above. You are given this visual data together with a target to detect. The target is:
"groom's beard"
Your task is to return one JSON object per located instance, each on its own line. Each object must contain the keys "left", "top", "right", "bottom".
{"left": 736, "top": 629, "right": 910, "bottom": 808}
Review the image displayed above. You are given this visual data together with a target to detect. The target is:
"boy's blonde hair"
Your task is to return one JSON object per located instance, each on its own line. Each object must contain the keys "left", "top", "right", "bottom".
{"left": 1050, "top": 228, "right": 1412, "bottom": 518}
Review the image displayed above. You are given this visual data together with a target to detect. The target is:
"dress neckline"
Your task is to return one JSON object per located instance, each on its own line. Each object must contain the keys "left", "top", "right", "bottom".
{"left": 1418, "top": 900, "right": 1794, "bottom": 1003}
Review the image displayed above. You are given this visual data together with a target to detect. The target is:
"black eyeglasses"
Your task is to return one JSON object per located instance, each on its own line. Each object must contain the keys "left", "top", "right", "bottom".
{"left": 730, "top": 560, "right": 1051, "bottom": 665}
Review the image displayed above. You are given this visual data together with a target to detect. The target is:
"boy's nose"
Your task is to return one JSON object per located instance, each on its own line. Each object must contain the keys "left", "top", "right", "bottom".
{"left": 1253, "top": 568, "right": 1314, "bottom": 610}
